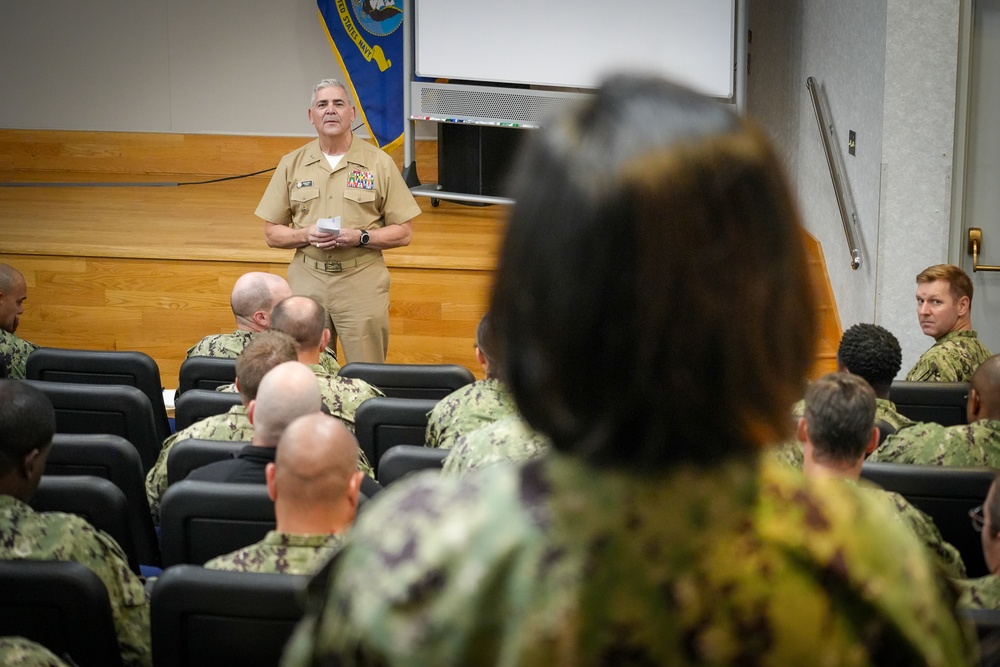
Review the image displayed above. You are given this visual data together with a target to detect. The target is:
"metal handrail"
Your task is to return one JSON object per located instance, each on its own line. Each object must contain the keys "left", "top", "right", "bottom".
{"left": 807, "top": 77, "right": 862, "bottom": 270}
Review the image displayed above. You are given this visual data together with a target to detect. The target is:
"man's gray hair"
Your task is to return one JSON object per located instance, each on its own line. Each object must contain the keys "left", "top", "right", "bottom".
{"left": 311, "top": 79, "right": 352, "bottom": 107}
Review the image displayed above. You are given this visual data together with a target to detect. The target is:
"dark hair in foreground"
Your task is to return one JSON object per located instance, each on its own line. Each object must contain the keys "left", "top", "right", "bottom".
{"left": 491, "top": 75, "right": 817, "bottom": 469}
{"left": 0, "top": 380, "right": 56, "bottom": 473}
{"left": 803, "top": 373, "right": 876, "bottom": 463}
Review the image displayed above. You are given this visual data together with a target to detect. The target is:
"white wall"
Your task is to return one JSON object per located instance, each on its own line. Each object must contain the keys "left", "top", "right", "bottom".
{"left": 0, "top": 0, "right": 348, "bottom": 135}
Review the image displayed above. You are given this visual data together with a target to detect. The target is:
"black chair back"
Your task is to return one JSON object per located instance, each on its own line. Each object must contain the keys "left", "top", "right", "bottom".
{"left": 377, "top": 444, "right": 448, "bottom": 486}
{"left": 173, "top": 389, "right": 243, "bottom": 432}
{"left": 24, "top": 379, "right": 161, "bottom": 475}
{"left": 860, "top": 461, "right": 995, "bottom": 577}
{"left": 45, "top": 433, "right": 160, "bottom": 568}
{"left": 159, "top": 481, "right": 275, "bottom": 567}
{"left": 151, "top": 564, "right": 307, "bottom": 667}
{"left": 167, "top": 439, "right": 246, "bottom": 486}
{"left": 0, "top": 560, "right": 124, "bottom": 667}
{"left": 353, "top": 397, "right": 439, "bottom": 476}
{"left": 31, "top": 475, "right": 140, "bottom": 575}
{"left": 176, "top": 356, "right": 237, "bottom": 398}
{"left": 26, "top": 347, "right": 171, "bottom": 444}
{"left": 339, "top": 362, "right": 474, "bottom": 400}
{"left": 889, "top": 381, "right": 970, "bottom": 426}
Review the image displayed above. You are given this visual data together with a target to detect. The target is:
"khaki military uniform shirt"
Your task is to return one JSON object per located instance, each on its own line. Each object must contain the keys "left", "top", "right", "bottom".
{"left": 441, "top": 415, "right": 550, "bottom": 476}
{"left": 424, "top": 378, "right": 517, "bottom": 450}
{"left": 0, "top": 496, "right": 151, "bottom": 667}
{"left": 282, "top": 455, "right": 974, "bottom": 666}
{"left": 869, "top": 419, "right": 1000, "bottom": 466}
{"left": 205, "top": 530, "right": 347, "bottom": 575}
{"left": 144, "top": 405, "right": 254, "bottom": 524}
{"left": 0, "top": 329, "right": 37, "bottom": 379}
{"left": 957, "top": 573, "right": 1000, "bottom": 609}
{"left": 0, "top": 636, "right": 71, "bottom": 666}
{"left": 186, "top": 329, "right": 340, "bottom": 375}
{"left": 906, "top": 330, "right": 992, "bottom": 382}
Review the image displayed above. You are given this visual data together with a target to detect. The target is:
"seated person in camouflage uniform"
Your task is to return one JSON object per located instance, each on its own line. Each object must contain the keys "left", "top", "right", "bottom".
{"left": 0, "top": 636, "right": 71, "bottom": 667}
{"left": 0, "top": 380, "right": 151, "bottom": 667}
{"left": 906, "top": 264, "right": 991, "bottom": 382}
{"left": 205, "top": 412, "right": 364, "bottom": 574}
{"left": 186, "top": 361, "right": 323, "bottom": 484}
{"left": 771, "top": 322, "right": 917, "bottom": 468}
{"left": 441, "top": 414, "right": 549, "bottom": 476}
{"left": 425, "top": 312, "right": 517, "bottom": 450}
{"left": 186, "top": 271, "right": 340, "bottom": 375}
{"left": 871, "top": 354, "right": 1000, "bottom": 465}
{"left": 799, "top": 372, "right": 965, "bottom": 577}
{"left": 957, "top": 474, "right": 1000, "bottom": 608}
{"left": 145, "top": 330, "right": 297, "bottom": 524}
{"left": 268, "top": 296, "right": 382, "bottom": 444}
{"left": 0, "top": 264, "right": 38, "bottom": 380}
{"left": 281, "top": 75, "right": 974, "bottom": 666}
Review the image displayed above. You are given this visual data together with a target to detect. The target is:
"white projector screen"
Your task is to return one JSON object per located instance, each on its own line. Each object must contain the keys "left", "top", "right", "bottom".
{"left": 414, "top": 0, "right": 736, "bottom": 99}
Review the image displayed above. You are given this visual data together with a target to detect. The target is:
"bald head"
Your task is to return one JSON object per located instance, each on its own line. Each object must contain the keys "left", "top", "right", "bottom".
{"left": 970, "top": 356, "right": 1000, "bottom": 422}
{"left": 275, "top": 413, "right": 359, "bottom": 502}
{"left": 230, "top": 272, "right": 293, "bottom": 332}
{"left": 0, "top": 264, "right": 27, "bottom": 334}
{"left": 250, "top": 361, "right": 323, "bottom": 446}
{"left": 270, "top": 296, "right": 328, "bottom": 353}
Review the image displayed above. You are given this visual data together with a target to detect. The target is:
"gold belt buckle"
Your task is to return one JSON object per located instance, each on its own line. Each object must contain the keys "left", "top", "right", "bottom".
{"left": 323, "top": 260, "right": 343, "bottom": 273}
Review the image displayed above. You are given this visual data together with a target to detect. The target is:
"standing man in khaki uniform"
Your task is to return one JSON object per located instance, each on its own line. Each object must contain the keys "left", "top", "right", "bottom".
{"left": 256, "top": 79, "right": 421, "bottom": 364}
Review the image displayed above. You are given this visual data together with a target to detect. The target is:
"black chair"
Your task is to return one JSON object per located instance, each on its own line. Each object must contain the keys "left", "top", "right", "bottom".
{"left": 173, "top": 389, "right": 243, "bottom": 432}
{"left": 875, "top": 418, "right": 896, "bottom": 445}
{"left": 338, "top": 362, "right": 474, "bottom": 400}
{"left": 860, "top": 461, "right": 996, "bottom": 577}
{"left": 378, "top": 444, "right": 448, "bottom": 486}
{"left": 45, "top": 433, "right": 160, "bottom": 568}
{"left": 166, "top": 439, "right": 246, "bottom": 486}
{"left": 24, "top": 379, "right": 162, "bottom": 475}
{"left": 31, "top": 475, "right": 141, "bottom": 575}
{"left": 159, "top": 481, "right": 275, "bottom": 567}
{"left": 176, "top": 356, "right": 237, "bottom": 398}
{"left": 151, "top": 564, "right": 307, "bottom": 667}
{"left": 26, "top": 347, "right": 171, "bottom": 445}
{"left": 888, "top": 381, "right": 970, "bottom": 426}
{"left": 353, "top": 397, "right": 440, "bottom": 476}
{"left": 0, "top": 560, "right": 125, "bottom": 667}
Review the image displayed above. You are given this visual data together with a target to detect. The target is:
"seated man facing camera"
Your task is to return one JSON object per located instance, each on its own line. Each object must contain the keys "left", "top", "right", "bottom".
{"left": 281, "top": 75, "right": 973, "bottom": 665}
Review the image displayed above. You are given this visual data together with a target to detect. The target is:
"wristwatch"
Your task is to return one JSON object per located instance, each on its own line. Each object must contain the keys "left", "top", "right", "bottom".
{"left": 359, "top": 230, "right": 370, "bottom": 247}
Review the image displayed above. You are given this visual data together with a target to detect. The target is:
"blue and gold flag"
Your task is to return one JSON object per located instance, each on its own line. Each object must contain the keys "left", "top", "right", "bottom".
{"left": 317, "top": 0, "right": 405, "bottom": 152}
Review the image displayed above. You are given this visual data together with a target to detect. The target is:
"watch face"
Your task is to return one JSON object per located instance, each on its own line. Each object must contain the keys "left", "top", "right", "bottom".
{"left": 360, "top": 230, "right": 370, "bottom": 245}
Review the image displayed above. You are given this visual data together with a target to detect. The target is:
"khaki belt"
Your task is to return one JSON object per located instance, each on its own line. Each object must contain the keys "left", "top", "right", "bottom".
{"left": 303, "top": 252, "right": 379, "bottom": 273}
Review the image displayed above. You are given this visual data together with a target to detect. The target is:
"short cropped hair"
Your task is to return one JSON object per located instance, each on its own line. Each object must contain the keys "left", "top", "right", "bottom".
{"left": 837, "top": 323, "right": 903, "bottom": 394}
{"left": 0, "top": 380, "right": 56, "bottom": 473}
{"left": 235, "top": 331, "right": 298, "bottom": 401}
{"left": 803, "top": 373, "right": 876, "bottom": 464}
{"left": 491, "top": 74, "right": 816, "bottom": 470}
{"left": 476, "top": 313, "right": 500, "bottom": 378}
{"left": 311, "top": 79, "right": 352, "bottom": 107}
{"left": 917, "top": 264, "right": 974, "bottom": 304}
{"left": 270, "top": 296, "right": 326, "bottom": 351}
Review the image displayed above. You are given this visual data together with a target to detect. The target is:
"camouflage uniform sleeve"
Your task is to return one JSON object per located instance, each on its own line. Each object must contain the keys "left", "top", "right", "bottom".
{"left": 144, "top": 431, "right": 181, "bottom": 525}
{"left": 319, "top": 350, "right": 341, "bottom": 375}
{"left": 441, "top": 416, "right": 549, "bottom": 476}
{"left": 763, "top": 438, "right": 803, "bottom": 469}
{"left": 956, "top": 574, "right": 1000, "bottom": 610}
{"left": 424, "top": 393, "right": 460, "bottom": 449}
{"left": 887, "top": 491, "right": 967, "bottom": 578}
{"left": 0, "top": 637, "right": 72, "bottom": 666}
{"left": 0, "top": 332, "right": 37, "bottom": 380}
{"left": 69, "top": 521, "right": 152, "bottom": 667}
{"left": 868, "top": 423, "right": 946, "bottom": 463}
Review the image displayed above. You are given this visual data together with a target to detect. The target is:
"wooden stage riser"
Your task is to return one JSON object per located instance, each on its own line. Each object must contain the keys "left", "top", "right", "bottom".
{"left": 2, "top": 253, "right": 493, "bottom": 386}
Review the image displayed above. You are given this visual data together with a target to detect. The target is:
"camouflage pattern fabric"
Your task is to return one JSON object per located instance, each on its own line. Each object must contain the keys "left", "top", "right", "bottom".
{"left": 144, "top": 405, "right": 254, "bottom": 524}
{"left": 280, "top": 455, "right": 974, "bottom": 666}
{"left": 0, "top": 637, "right": 71, "bottom": 667}
{"left": 205, "top": 530, "right": 347, "bottom": 575}
{"left": 956, "top": 574, "right": 1000, "bottom": 610}
{"left": 906, "top": 330, "right": 992, "bottom": 382}
{"left": 765, "top": 439, "right": 803, "bottom": 469}
{"left": 875, "top": 398, "right": 917, "bottom": 432}
{"left": 186, "top": 329, "right": 341, "bottom": 375}
{"left": 0, "top": 496, "right": 151, "bottom": 667}
{"left": 851, "top": 480, "right": 966, "bottom": 578}
{"left": 868, "top": 419, "right": 1000, "bottom": 466}
{"left": 441, "top": 415, "right": 549, "bottom": 476}
{"left": 0, "top": 329, "right": 37, "bottom": 380}
{"left": 424, "top": 379, "right": 517, "bottom": 450}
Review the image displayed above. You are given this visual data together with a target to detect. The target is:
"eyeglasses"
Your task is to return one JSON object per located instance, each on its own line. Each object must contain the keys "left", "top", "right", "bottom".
{"left": 970, "top": 505, "right": 987, "bottom": 533}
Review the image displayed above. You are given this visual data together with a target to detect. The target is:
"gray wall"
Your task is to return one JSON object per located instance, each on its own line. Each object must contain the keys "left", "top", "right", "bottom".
{"left": 748, "top": 0, "right": 961, "bottom": 377}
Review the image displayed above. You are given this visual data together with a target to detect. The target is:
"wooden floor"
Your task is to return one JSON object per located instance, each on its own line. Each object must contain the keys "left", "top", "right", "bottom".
{"left": 0, "top": 129, "right": 840, "bottom": 388}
